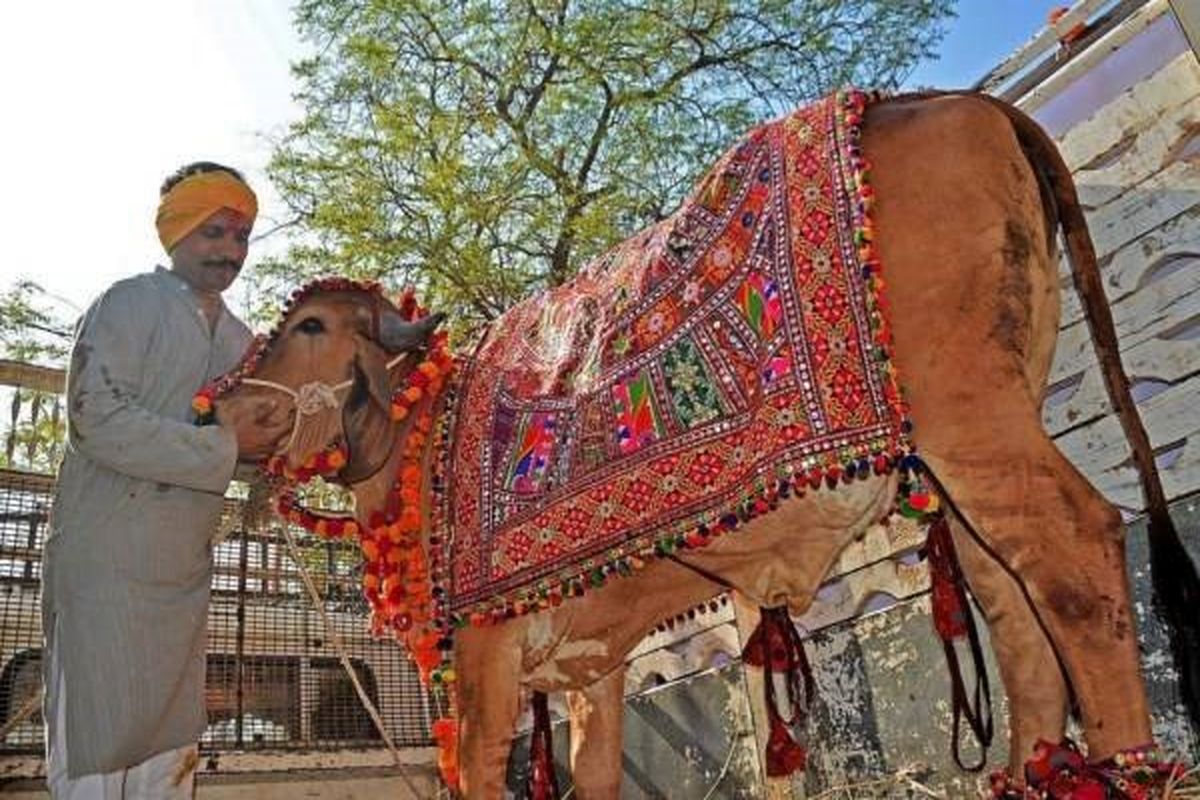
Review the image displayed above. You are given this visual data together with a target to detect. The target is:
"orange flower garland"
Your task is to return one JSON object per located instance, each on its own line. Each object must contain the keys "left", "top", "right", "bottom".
{"left": 265, "top": 315, "right": 462, "bottom": 790}
{"left": 432, "top": 717, "right": 460, "bottom": 789}
{"left": 267, "top": 445, "right": 348, "bottom": 485}
{"left": 262, "top": 330, "right": 454, "bottom": 665}
{"left": 357, "top": 333, "right": 459, "bottom": 790}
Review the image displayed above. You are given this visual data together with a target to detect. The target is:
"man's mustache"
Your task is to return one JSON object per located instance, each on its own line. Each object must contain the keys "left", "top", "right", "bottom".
{"left": 203, "top": 258, "right": 242, "bottom": 271}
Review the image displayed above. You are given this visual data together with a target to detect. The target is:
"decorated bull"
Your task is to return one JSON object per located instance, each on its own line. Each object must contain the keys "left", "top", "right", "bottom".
{"left": 202, "top": 91, "right": 1198, "bottom": 797}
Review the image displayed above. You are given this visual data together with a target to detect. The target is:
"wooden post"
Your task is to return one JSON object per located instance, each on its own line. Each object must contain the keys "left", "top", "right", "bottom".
{"left": 0, "top": 359, "right": 65, "bottom": 393}
{"left": 1169, "top": 0, "right": 1200, "bottom": 61}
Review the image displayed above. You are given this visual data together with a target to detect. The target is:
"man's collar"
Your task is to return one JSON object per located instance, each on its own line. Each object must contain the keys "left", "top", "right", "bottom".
{"left": 155, "top": 264, "right": 191, "bottom": 292}
{"left": 154, "top": 265, "right": 228, "bottom": 318}
{"left": 154, "top": 265, "right": 222, "bottom": 300}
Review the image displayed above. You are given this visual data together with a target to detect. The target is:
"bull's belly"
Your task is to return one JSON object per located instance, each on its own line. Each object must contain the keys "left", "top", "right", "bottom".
{"left": 680, "top": 472, "right": 897, "bottom": 611}
{"left": 517, "top": 472, "right": 896, "bottom": 690}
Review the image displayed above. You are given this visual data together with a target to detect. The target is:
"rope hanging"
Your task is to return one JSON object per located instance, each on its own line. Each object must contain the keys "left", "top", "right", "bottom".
{"left": 924, "top": 514, "right": 994, "bottom": 771}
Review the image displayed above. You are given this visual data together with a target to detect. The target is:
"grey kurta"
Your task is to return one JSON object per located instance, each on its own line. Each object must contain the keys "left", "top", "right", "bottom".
{"left": 42, "top": 266, "right": 251, "bottom": 776}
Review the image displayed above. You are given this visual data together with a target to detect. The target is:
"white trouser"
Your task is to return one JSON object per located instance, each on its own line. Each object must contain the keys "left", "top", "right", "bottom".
{"left": 46, "top": 621, "right": 198, "bottom": 800}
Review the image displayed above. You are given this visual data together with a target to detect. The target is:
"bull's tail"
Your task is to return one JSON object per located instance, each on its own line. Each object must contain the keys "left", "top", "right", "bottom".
{"left": 978, "top": 93, "right": 1200, "bottom": 737}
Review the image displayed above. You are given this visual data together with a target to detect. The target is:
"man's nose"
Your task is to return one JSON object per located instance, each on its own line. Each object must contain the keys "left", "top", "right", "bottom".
{"left": 218, "top": 236, "right": 247, "bottom": 261}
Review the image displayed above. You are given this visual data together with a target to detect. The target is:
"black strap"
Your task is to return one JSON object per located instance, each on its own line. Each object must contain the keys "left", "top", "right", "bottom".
{"left": 928, "top": 516, "right": 994, "bottom": 771}
{"left": 942, "top": 622, "right": 994, "bottom": 771}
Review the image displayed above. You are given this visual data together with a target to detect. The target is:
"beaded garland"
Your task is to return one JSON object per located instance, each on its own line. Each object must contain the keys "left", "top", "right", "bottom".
{"left": 989, "top": 739, "right": 1188, "bottom": 799}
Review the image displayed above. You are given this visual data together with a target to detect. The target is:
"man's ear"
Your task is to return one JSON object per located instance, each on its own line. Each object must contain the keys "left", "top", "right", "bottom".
{"left": 340, "top": 338, "right": 395, "bottom": 483}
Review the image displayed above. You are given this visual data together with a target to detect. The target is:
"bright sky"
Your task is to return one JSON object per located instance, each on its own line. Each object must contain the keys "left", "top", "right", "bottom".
{"left": 0, "top": 1, "right": 1053, "bottom": 327}
{"left": 0, "top": 2, "right": 303, "bottom": 320}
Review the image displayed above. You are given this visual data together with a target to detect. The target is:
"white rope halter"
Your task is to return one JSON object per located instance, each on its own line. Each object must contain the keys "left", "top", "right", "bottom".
{"left": 240, "top": 351, "right": 410, "bottom": 457}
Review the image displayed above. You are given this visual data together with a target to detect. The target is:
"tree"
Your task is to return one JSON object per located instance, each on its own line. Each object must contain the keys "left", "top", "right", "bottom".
{"left": 0, "top": 280, "right": 73, "bottom": 472}
{"left": 258, "top": 0, "right": 953, "bottom": 327}
{"left": 0, "top": 280, "right": 71, "bottom": 366}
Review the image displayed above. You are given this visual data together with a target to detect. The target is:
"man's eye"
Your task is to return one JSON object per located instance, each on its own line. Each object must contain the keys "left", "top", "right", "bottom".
{"left": 297, "top": 317, "right": 325, "bottom": 335}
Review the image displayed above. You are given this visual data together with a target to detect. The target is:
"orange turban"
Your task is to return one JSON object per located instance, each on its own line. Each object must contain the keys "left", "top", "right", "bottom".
{"left": 155, "top": 171, "right": 258, "bottom": 252}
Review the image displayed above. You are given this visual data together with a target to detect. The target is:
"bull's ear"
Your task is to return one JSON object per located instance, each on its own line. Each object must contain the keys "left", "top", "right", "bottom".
{"left": 340, "top": 338, "right": 395, "bottom": 483}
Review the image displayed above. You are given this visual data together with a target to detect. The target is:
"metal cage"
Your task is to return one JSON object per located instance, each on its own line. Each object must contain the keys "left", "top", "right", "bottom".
{"left": 0, "top": 467, "right": 436, "bottom": 757}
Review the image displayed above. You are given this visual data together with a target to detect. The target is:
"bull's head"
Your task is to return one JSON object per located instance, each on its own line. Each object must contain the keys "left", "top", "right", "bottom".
{"left": 219, "top": 284, "right": 444, "bottom": 483}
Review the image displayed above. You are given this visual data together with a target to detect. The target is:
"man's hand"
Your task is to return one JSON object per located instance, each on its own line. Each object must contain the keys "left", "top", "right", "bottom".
{"left": 215, "top": 398, "right": 293, "bottom": 461}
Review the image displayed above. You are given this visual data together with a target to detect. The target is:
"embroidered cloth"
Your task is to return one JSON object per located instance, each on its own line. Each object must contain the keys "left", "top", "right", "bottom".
{"left": 441, "top": 91, "right": 908, "bottom": 620}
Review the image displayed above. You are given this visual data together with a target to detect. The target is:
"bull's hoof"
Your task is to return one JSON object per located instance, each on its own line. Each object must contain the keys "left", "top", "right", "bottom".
{"left": 988, "top": 739, "right": 1191, "bottom": 799}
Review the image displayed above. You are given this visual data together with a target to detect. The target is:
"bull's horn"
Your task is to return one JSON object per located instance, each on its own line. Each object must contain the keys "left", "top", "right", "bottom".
{"left": 379, "top": 309, "right": 446, "bottom": 353}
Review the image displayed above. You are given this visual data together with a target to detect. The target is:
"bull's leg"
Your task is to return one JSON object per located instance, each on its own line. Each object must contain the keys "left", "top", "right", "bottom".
{"left": 455, "top": 627, "right": 525, "bottom": 798}
{"left": 862, "top": 94, "right": 1152, "bottom": 761}
{"left": 565, "top": 665, "right": 627, "bottom": 800}
{"left": 947, "top": 514, "right": 1070, "bottom": 772}
{"left": 922, "top": 438, "right": 1151, "bottom": 759}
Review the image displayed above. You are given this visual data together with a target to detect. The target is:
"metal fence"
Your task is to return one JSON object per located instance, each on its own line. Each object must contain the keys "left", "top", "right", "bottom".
{"left": 0, "top": 467, "right": 436, "bottom": 757}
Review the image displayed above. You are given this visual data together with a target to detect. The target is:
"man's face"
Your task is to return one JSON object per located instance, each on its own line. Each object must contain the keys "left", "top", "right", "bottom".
{"left": 169, "top": 207, "right": 253, "bottom": 294}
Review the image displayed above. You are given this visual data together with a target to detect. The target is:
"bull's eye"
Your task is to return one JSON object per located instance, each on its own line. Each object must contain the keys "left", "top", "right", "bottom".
{"left": 296, "top": 317, "right": 325, "bottom": 335}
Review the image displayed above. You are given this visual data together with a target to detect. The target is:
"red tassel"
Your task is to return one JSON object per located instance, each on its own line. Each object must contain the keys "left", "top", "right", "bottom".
{"left": 926, "top": 516, "right": 968, "bottom": 640}
{"left": 527, "top": 691, "right": 561, "bottom": 800}
{"left": 745, "top": 606, "right": 814, "bottom": 779}
{"left": 741, "top": 613, "right": 792, "bottom": 670}
{"left": 923, "top": 514, "right": 995, "bottom": 771}
{"left": 766, "top": 715, "right": 808, "bottom": 776}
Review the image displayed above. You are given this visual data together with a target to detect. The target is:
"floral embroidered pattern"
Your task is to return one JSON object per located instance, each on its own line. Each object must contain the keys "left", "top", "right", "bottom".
{"left": 662, "top": 336, "right": 725, "bottom": 429}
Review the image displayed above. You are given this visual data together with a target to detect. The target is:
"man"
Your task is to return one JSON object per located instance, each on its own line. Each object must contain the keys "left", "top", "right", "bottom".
{"left": 41, "top": 162, "right": 292, "bottom": 798}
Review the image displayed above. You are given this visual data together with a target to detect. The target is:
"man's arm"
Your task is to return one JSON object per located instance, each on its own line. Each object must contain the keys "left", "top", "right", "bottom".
{"left": 65, "top": 283, "right": 238, "bottom": 494}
